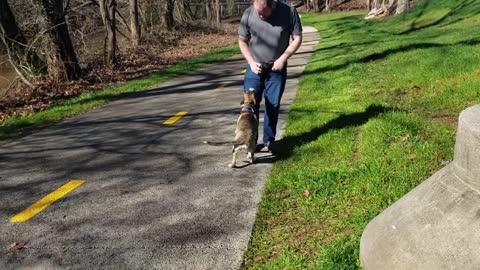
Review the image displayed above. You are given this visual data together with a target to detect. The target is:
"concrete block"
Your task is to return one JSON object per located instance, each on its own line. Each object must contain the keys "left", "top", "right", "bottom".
{"left": 360, "top": 105, "right": 480, "bottom": 270}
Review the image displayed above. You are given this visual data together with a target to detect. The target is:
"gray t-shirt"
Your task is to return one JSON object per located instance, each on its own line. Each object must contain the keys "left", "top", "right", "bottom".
{"left": 238, "top": 1, "right": 303, "bottom": 64}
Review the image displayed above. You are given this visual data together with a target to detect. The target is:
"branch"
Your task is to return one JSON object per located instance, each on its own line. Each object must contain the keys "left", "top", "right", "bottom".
{"left": 0, "top": 28, "right": 34, "bottom": 88}
{"left": 115, "top": 7, "right": 132, "bottom": 33}
{"left": 82, "top": 0, "right": 131, "bottom": 33}
{"left": 116, "top": 25, "right": 131, "bottom": 41}
{"left": 64, "top": 0, "right": 71, "bottom": 12}
{"left": 0, "top": 76, "right": 19, "bottom": 99}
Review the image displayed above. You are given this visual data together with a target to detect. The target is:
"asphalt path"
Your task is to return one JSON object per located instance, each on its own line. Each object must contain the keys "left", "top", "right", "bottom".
{"left": 0, "top": 26, "right": 319, "bottom": 270}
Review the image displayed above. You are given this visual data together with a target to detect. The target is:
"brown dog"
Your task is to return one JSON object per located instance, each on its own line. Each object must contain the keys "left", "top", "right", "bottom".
{"left": 204, "top": 90, "right": 258, "bottom": 168}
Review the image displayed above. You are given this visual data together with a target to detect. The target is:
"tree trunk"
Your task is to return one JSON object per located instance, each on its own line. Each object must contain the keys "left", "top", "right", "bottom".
{"left": 129, "top": 0, "right": 140, "bottom": 47}
{"left": 164, "top": 0, "right": 175, "bottom": 30}
{"left": 215, "top": 0, "right": 221, "bottom": 24}
{"left": 99, "top": 0, "right": 117, "bottom": 65}
{"left": 37, "top": 0, "right": 81, "bottom": 80}
{"left": 205, "top": 0, "right": 211, "bottom": 21}
{"left": 0, "top": 0, "right": 44, "bottom": 73}
{"left": 396, "top": 0, "right": 409, "bottom": 15}
{"left": 174, "top": 0, "right": 193, "bottom": 23}
{"left": 311, "top": 0, "right": 327, "bottom": 12}
{"left": 366, "top": 0, "right": 407, "bottom": 19}
{"left": 325, "top": 0, "right": 330, "bottom": 12}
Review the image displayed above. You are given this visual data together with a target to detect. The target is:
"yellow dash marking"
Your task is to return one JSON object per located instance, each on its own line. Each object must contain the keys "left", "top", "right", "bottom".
{"left": 10, "top": 180, "right": 85, "bottom": 223}
{"left": 163, "top": 111, "right": 188, "bottom": 125}
{"left": 215, "top": 84, "right": 225, "bottom": 91}
{"left": 241, "top": 69, "right": 246, "bottom": 74}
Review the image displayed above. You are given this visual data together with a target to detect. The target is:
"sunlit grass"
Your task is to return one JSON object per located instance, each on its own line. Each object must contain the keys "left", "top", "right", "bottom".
{"left": 242, "top": 0, "right": 480, "bottom": 269}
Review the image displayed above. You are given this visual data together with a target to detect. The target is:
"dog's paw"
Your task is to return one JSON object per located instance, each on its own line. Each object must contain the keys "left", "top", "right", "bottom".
{"left": 228, "top": 163, "right": 235, "bottom": 168}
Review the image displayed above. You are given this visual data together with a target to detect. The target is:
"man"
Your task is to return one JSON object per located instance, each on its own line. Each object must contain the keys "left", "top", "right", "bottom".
{"left": 238, "top": 0, "right": 303, "bottom": 153}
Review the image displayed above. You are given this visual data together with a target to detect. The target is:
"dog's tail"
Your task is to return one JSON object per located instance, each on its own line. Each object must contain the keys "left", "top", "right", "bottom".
{"left": 203, "top": 140, "right": 238, "bottom": 146}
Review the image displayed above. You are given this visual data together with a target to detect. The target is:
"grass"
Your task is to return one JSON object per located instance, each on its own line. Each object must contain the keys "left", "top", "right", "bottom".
{"left": 242, "top": 0, "right": 480, "bottom": 269}
{"left": 0, "top": 43, "right": 240, "bottom": 140}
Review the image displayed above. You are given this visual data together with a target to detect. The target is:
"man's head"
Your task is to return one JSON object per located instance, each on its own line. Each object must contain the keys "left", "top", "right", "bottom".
{"left": 253, "top": 0, "right": 274, "bottom": 20}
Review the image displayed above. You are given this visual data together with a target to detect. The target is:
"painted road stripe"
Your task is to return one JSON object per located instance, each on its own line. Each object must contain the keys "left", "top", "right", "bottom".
{"left": 163, "top": 111, "right": 187, "bottom": 125}
{"left": 10, "top": 180, "right": 85, "bottom": 223}
{"left": 215, "top": 84, "right": 225, "bottom": 91}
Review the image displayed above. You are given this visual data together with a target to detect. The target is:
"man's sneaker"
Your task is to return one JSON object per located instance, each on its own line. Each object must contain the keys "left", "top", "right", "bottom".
{"left": 256, "top": 143, "right": 265, "bottom": 153}
{"left": 265, "top": 141, "right": 280, "bottom": 155}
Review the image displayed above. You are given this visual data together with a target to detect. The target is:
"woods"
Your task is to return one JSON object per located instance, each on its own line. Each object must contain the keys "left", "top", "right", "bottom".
{"left": 0, "top": 0, "right": 415, "bottom": 123}
{"left": 0, "top": 0, "right": 414, "bottom": 86}
{"left": 0, "top": 0, "right": 250, "bottom": 87}
{"left": 366, "top": 0, "right": 415, "bottom": 18}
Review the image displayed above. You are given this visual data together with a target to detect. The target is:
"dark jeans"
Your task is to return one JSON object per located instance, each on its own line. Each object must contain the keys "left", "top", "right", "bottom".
{"left": 243, "top": 64, "right": 287, "bottom": 146}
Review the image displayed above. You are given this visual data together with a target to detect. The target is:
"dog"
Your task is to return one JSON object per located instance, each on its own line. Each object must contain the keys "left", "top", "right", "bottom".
{"left": 204, "top": 90, "right": 258, "bottom": 168}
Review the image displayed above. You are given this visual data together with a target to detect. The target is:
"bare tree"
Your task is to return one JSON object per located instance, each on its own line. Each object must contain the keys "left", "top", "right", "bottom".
{"left": 216, "top": 0, "right": 221, "bottom": 24}
{"left": 174, "top": 0, "right": 193, "bottom": 24}
{"left": 366, "top": 0, "right": 411, "bottom": 19}
{"left": 164, "top": 0, "right": 175, "bottom": 30}
{"left": 310, "top": 0, "right": 327, "bottom": 12}
{"left": 0, "top": 0, "right": 44, "bottom": 76}
{"left": 0, "top": 28, "right": 34, "bottom": 88}
{"left": 325, "top": 0, "right": 331, "bottom": 12}
{"left": 35, "top": 0, "right": 81, "bottom": 80}
{"left": 129, "top": 0, "right": 140, "bottom": 47}
{"left": 396, "top": 0, "right": 409, "bottom": 15}
{"left": 99, "top": 0, "right": 117, "bottom": 65}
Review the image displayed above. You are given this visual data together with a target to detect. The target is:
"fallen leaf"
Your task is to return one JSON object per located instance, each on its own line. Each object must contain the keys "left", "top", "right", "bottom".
{"left": 8, "top": 242, "right": 25, "bottom": 250}
{"left": 304, "top": 189, "right": 310, "bottom": 197}
{"left": 401, "top": 134, "right": 410, "bottom": 142}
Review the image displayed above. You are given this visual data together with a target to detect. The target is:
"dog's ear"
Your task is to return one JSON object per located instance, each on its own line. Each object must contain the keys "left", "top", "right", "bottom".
{"left": 251, "top": 94, "right": 256, "bottom": 106}
{"left": 240, "top": 96, "right": 245, "bottom": 105}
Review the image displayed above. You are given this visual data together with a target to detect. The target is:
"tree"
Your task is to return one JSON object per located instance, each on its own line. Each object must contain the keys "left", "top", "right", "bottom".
{"left": 0, "top": 0, "right": 44, "bottom": 83}
{"left": 129, "top": 0, "right": 141, "bottom": 47}
{"left": 35, "top": 0, "right": 81, "bottom": 80}
{"left": 310, "top": 0, "right": 326, "bottom": 12}
{"left": 164, "top": 0, "right": 175, "bottom": 30}
{"left": 216, "top": 0, "right": 221, "bottom": 24}
{"left": 366, "top": 0, "right": 411, "bottom": 19}
{"left": 174, "top": 0, "right": 193, "bottom": 24}
{"left": 396, "top": 0, "right": 409, "bottom": 15}
{"left": 99, "top": 0, "right": 117, "bottom": 65}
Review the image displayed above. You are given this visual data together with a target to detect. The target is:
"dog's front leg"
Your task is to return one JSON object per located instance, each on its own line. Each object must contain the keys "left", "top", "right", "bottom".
{"left": 229, "top": 145, "right": 239, "bottom": 168}
{"left": 247, "top": 152, "right": 255, "bottom": 164}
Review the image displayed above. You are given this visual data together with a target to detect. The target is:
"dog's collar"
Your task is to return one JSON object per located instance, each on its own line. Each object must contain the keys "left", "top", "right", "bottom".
{"left": 241, "top": 104, "right": 256, "bottom": 114}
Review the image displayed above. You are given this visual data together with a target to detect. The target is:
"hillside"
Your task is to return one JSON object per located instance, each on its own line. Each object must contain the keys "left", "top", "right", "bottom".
{"left": 242, "top": 0, "right": 480, "bottom": 269}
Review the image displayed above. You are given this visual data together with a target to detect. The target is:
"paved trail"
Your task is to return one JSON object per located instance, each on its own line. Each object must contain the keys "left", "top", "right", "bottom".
{"left": 0, "top": 26, "right": 319, "bottom": 270}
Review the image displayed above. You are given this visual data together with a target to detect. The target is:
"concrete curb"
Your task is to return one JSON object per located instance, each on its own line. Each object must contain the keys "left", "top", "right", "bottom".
{"left": 360, "top": 104, "right": 480, "bottom": 269}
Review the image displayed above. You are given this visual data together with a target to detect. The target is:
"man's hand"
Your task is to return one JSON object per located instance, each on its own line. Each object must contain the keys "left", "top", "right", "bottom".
{"left": 272, "top": 34, "right": 302, "bottom": 72}
{"left": 272, "top": 58, "right": 286, "bottom": 72}
{"left": 249, "top": 61, "right": 263, "bottom": 74}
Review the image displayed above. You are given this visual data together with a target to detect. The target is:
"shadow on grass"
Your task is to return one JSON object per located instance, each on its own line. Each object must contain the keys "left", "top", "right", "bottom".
{"left": 398, "top": 0, "right": 480, "bottom": 35}
{"left": 276, "top": 104, "right": 394, "bottom": 160}
{"left": 302, "top": 37, "right": 480, "bottom": 75}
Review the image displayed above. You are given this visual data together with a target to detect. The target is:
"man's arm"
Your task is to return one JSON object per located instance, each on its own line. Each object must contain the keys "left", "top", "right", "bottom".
{"left": 239, "top": 36, "right": 262, "bottom": 74}
{"left": 272, "top": 34, "right": 302, "bottom": 72}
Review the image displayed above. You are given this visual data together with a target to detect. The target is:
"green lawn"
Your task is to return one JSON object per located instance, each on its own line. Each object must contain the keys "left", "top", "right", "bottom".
{"left": 0, "top": 44, "right": 240, "bottom": 140}
{"left": 242, "top": 0, "right": 480, "bottom": 269}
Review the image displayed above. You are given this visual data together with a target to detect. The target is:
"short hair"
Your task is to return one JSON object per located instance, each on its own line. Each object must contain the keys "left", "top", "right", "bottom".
{"left": 253, "top": 0, "right": 274, "bottom": 7}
